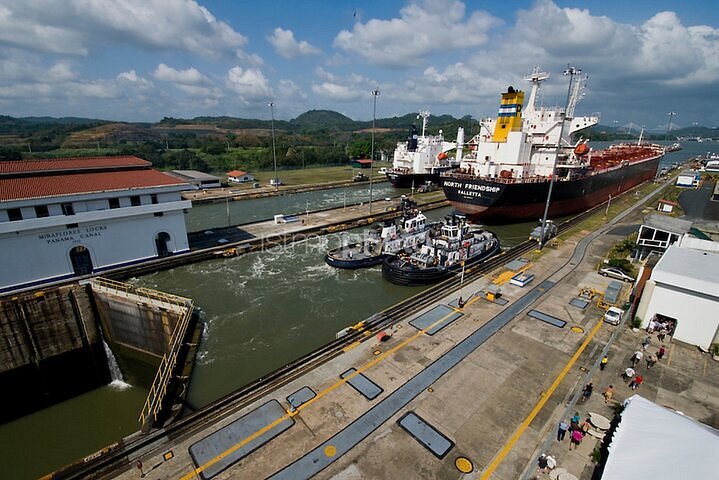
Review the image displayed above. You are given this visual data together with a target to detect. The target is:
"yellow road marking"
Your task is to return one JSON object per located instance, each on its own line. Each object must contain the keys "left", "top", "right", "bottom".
{"left": 324, "top": 445, "right": 337, "bottom": 457}
{"left": 180, "top": 306, "right": 462, "bottom": 480}
{"left": 480, "top": 317, "right": 603, "bottom": 479}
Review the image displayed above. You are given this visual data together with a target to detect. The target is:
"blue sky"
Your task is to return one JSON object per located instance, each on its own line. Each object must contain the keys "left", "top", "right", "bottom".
{"left": 1, "top": 0, "right": 717, "bottom": 130}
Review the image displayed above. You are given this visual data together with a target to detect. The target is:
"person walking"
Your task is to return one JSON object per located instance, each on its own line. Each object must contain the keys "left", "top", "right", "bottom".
{"left": 657, "top": 328, "right": 667, "bottom": 342}
{"left": 631, "top": 350, "right": 643, "bottom": 367}
{"left": 569, "top": 429, "right": 584, "bottom": 451}
{"left": 557, "top": 419, "right": 569, "bottom": 442}
{"left": 600, "top": 354, "right": 609, "bottom": 371}
{"left": 580, "top": 382, "right": 593, "bottom": 403}
{"left": 646, "top": 353, "right": 657, "bottom": 369}
{"left": 642, "top": 336, "right": 651, "bottom": 350}
{"left": 603, "top": 385, "right": 614, "bottom": 403}
{"left": 658, "top": 345, "right": 666, "bottom": 360}
{"left": 622, "top": 367, "right": 635, "bottom": 382}
{"left": 630, "top": 375, "right": 644, "bottom": 390}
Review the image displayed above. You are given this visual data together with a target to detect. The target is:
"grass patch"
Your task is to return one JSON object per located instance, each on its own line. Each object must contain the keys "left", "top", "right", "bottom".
{"left": 226, "top": 162, "right": 392, "bottom": 187}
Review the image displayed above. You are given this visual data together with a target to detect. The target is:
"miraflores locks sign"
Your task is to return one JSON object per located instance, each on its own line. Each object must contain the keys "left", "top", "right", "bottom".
{"left": 38, "top": 225, "right": 107, "bottom": 244}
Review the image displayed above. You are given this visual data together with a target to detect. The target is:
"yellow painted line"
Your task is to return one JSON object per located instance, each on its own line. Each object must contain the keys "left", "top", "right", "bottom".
{"left": 480, "top": 317, "right": 603, "bottom": 479}
{"left": 179, "top": 307, "right": 461, "bottom": 480}
{"left": 342, "top": 341, "right": 361, "bottom": 352}
{"left": 667, "top": 343, "right": 674, "bottom": 366}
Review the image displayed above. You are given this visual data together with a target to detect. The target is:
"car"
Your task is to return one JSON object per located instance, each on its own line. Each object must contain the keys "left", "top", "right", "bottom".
{"left": 603, "top": 306, "right": 624, "bottom": 325}
{"left": 599, "top": 267, "right": 635, "bottom": 282}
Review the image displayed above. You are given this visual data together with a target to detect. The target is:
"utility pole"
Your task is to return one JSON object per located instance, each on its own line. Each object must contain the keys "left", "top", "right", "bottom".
{"left": 665, "top": 112, "right": 676, "bottom": 141}
{"left": 269, "top": 101, "right": 279, "bottom": 188}
{"left": 369, "top": 88, "right": 380, "bottom": 214}
{"left": 539, "top": 65, "right": 580, "bottom": 249}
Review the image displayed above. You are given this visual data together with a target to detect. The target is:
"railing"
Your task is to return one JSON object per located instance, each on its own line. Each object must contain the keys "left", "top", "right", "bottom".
{"left": 89, "top": 277, "right": 194, "bottom": 429}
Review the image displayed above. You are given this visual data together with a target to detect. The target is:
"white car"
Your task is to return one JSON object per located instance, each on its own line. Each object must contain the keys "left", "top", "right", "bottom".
{"left": 604, "top": 307, "right": 624, "bottom": 325}
{"left": 599, "top": 267, "right": 635, "bottom": 282}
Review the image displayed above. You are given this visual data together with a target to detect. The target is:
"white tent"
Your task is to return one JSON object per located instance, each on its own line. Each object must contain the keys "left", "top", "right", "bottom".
{"left": 602, "top": 395, "right": 719, "bottom": 479}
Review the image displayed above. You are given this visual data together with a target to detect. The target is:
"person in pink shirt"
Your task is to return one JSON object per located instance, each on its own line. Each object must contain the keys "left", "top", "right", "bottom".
{"left": 569, "top": 429, "right": 584, "bottom": 450}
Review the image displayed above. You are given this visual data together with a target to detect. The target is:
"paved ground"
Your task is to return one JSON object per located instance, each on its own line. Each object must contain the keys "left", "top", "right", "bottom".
{"left": 116, "top": 206, "right": 719, "bottom": 480}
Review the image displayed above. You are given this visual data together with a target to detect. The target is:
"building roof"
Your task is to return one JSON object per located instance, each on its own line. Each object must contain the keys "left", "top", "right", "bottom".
{"left": 0, "top": 156, "right": 150, "bottom": 176}
{"left": 0, "top": 170, "right": 187, "bottom": 202}
{"left": 642, "top": 213, "right": 693, "bottom": 235}
{"left": 651, "top": 245, "right": 719, "bottom": 298}
{"left": 169, "top": 170, "right": 220, "bottom": 181}
{"left": 602, "top": 395, "right": 719, "bottom": 479}
{"left": 353, "top": 159, "right": 372, "bottom": 164}
{"left": 227, "top": 170, "right": 249, "bottom": 177}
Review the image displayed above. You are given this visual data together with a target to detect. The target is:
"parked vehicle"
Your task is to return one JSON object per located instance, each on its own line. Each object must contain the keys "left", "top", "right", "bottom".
{"left": 603, "top": 307, "right": 624, "bottom": 325}
{"left": 599, "top": 267, "right": 635, "bottom": 282}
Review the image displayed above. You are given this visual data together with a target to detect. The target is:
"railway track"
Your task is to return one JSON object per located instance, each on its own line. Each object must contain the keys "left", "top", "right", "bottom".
{"left": 56, "top": 201, "right": 602, "bottom": 479}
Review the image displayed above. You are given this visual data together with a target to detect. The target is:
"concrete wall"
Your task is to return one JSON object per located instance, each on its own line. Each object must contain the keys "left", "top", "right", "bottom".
{"left": 636, "top": 280, "right": 719, "bottom": 349}
{"left": 0, "top": 284, "right": 109, "bottom": 423}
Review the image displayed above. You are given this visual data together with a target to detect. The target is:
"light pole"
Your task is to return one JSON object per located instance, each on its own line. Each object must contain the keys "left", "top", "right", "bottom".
{"left": 539, "top": 65, "right": 580, "bottom": 249}
{"left": 665, "top": 112, "right": 676, "bottom": 142}
{"left": 269, "top": 101, "right": 279, "bottom": 188}
{"left": 369, "top": 88, "right": 380, "bottom": 214}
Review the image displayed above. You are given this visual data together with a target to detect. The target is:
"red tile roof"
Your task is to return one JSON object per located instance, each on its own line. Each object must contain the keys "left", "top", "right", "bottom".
{"left": 0, "top": 156, "right": 150, "bottom": 175}
{"left": 227, "top": 170, "right": 249, "bottom": 177}
{"left": 0, "top": 170, "right": 187, "bottom": 202}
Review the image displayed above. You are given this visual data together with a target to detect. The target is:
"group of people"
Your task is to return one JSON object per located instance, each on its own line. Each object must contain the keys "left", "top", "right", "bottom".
{"left": 557, "top": 412, "right": 591, "bottom": 451}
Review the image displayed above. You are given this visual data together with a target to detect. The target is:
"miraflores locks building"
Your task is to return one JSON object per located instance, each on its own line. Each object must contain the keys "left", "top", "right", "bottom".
{"left": 0, "top": 156, "right": 192, "bottom": 292}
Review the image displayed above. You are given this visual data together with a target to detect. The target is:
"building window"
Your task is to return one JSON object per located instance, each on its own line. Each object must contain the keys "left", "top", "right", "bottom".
{"left": 130, "top": 196, "right": 141, "bottom": 207}
{"left": 154, "top": 212, "right": 164, "bottom": 217}
{"left": 35, "top": 205, "right": 49, "bottom": 218}
{"left": 8, "top": 208, "right": 23, "bottom": 221}
{"left": 66, "top": 223, "right": 78, "bottom": 228}
{"left": 108, "top": 198, "right": 120, "bottom": 209}
{"left": 61, "top": 203, "right": 75, "bottom": 216}
{"left": 151, "top": 194, "right": 158, "bottom": 204}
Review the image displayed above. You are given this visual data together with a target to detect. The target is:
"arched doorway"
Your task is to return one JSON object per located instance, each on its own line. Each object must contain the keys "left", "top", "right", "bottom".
{"left": 155, "top": 232, "right": 171, "bottom": 258}
{"left": 69, "top": 246, "right": 93, "bottom": 275}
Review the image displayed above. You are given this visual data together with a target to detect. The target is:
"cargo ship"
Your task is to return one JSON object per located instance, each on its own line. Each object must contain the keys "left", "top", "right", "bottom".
{"left": 440, "top": 67, "right": 665, "bottom": 224}
{"left": 386, "top": 111, "right": 463, "bottom": 188}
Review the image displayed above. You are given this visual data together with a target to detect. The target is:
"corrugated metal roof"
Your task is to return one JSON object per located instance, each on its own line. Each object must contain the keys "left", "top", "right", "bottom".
{"left": 0, "top": 156, "right": 150, "bottom": 175}
{"left": 227, "top": 170, "right": 249, "bottom": 177}
{"left": 170, "top": 170, "right": 220, "bottom": 181}
{"left": 0, "top": 170, "right": 187, "bottom": 201}
{"left": 642, "top": 213, "right": 692, "bottom": 234}
{"left": 652, "top": 245, "right": 719, "bottom": 297}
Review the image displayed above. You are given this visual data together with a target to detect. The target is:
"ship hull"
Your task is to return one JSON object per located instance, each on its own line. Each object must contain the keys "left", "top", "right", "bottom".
{"left": 441, "top": 155, "right": 661, "bottom": 224}
{"left": 386, "top": 166, "right": 456, "bottom": 188}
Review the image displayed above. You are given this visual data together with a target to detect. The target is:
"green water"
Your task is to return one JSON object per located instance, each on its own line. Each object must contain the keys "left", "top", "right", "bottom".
{"left": 9, "top": 140, "right": 707, "bottom": 477}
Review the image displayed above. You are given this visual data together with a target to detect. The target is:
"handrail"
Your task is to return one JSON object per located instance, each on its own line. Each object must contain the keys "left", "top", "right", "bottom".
{"left": 88, "top": 277, "right": 194, "bottom": 428}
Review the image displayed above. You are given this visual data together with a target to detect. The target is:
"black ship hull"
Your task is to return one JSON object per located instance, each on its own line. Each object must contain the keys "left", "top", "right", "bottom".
{"left": 382, "top": 242, "right": 500, "bottom": 286}
{"left": 386, "top": 166, "right": 456, "bottom": 188}
{"left": 324, "top": 244, "right": 388, "bottom": 269}
{"left": 440, "top": 155, "right": 661, "bottom": 224}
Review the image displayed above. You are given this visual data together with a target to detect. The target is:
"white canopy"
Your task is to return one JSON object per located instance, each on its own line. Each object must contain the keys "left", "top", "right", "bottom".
{"left": 602, "top": 395, "right": 719, "bottom": 479}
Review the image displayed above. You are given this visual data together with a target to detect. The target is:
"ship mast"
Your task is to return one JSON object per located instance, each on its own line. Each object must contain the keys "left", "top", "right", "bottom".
{"left": 523, "top": 67, "right": 550, "bottom": 115}
{"left": 418, "top": 110, "right": 430, "bottom": 137}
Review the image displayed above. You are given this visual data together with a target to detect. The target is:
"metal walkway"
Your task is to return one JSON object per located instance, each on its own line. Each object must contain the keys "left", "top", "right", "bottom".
{"left": 269, "top": 279, "right": 556, "bottom": 479}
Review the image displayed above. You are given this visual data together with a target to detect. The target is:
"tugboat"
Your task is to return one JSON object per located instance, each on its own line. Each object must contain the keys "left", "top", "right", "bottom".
{"left": 386, "top": 111, "right": 463, "bottom": 188}
{"left": 382, "top": 214, "right": 500, "bottom": 285}
{"left": 324, "top": 197, "right": 431, "bottom": 269}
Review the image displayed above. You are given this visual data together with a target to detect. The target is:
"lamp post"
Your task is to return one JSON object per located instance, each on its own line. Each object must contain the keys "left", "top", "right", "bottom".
{"left": 369, "top": 88, "right": 380, "bottom": 214}
{"left": 269, "top": 101, "right": 279, "bottom": 188}
{"left": 665, "top": 112, "right": 676, "bottom": 142}
{"left": 539, "top": 65, "right": 580, "bottom": 249}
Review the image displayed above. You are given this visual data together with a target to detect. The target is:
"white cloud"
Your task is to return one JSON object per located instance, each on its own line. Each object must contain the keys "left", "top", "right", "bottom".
{"left": 334, "top": 0, "right": 499, "bottom": 67}
{"left": 153, "top": 63, "right": 209, "bottom": 85}
{"left": 277, "top": 79, "right": 306, "bottom": 100}
{"left": 0, "top": 0, "right": 247, "bottom": 58}
{"left": 311, "top": 83, "right": 363, "bottom": 102}
{"left": 226, "top": 66, "right": 272, "bottom": 102}
{"left": 267, "top": 28, "right": 321, "bottom": 59}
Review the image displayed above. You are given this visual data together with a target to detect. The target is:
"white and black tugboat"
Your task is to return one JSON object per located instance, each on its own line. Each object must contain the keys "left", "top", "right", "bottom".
{"left": 382, "top": 214, "right": 500, "bottom": 285}
{"left": 324, "top": 197, "right": 431, "bottom": 269}
{"left": 386, "top": 111, "right": 463, "bottom": 188}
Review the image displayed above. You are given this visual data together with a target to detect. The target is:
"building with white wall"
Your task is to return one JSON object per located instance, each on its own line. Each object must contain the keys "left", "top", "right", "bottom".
{"left": 0, "top": 156, "right": 192, "bottom": 293}
{"left": 635, "top": 245, "right": 719, "bottom": 350}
